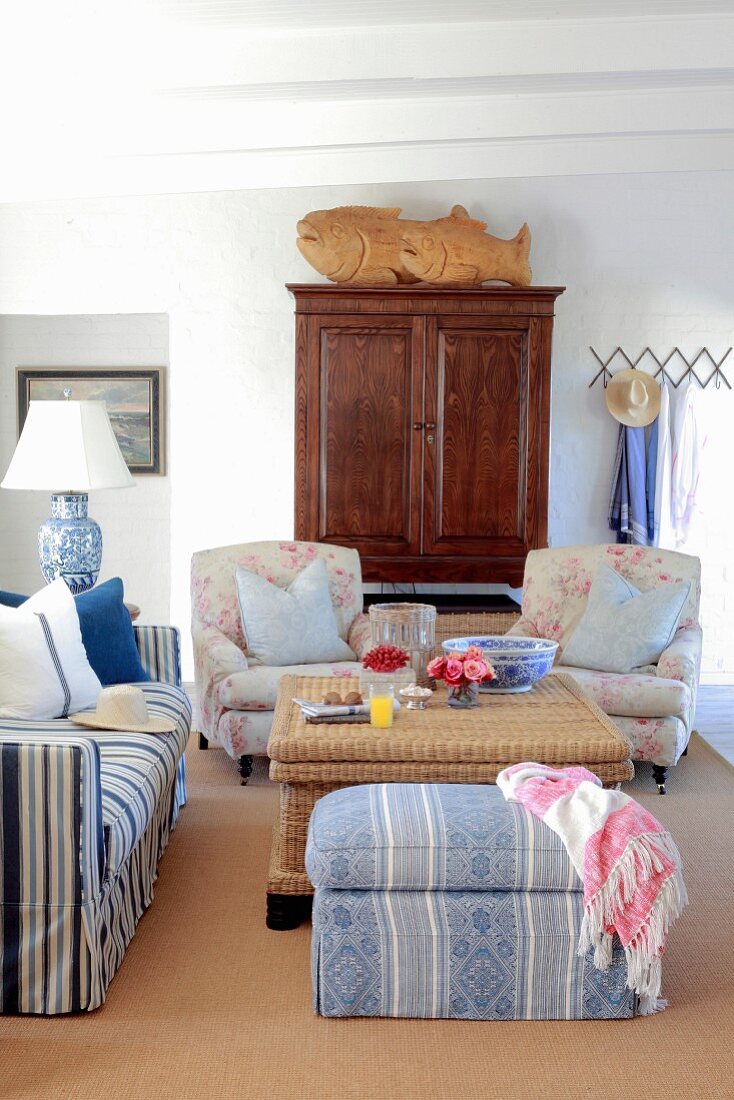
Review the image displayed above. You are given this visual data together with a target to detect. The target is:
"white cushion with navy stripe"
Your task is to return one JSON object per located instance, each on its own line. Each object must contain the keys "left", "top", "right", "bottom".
{"left": 0, "top": 578, "right": 101, "bottom": 720}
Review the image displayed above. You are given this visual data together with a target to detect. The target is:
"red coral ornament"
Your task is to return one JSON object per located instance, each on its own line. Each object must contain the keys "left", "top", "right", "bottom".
{"left": 362, "top": 644, "right": 411, "bottom": 673}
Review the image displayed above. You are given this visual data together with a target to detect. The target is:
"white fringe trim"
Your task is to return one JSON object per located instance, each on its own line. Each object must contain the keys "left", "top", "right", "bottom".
{"left": 577, "top": 832, "right": 688, "bottom": 1015}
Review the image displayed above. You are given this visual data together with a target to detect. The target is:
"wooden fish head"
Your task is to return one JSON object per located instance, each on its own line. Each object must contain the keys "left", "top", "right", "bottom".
{"left": 297, "top": 206, "right": 402, "bottom": 283}
{"left": 399, "top": 224, "right": 450, "bottom": 282}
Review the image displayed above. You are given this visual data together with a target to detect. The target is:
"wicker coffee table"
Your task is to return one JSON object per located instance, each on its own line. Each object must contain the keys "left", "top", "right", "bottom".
{"left": 266, "top": 673, "right": 634, "bottom": 929}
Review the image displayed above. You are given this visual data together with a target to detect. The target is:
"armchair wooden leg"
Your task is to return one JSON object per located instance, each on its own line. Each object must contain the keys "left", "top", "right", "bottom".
{"left": 266, "top": 893, "right": 312, "bottom": 930}
{"left": 197, "top": 731, "right": 208, "bottom": 750}
{"left": 238, "top": 754, "right": 254, "bottom": 785}
{"left": 652, "top": 765, "right": 668, "bottom": 795}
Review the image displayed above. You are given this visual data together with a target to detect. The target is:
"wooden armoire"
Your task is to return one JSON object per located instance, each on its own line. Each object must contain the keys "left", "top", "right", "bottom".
{"left": 290, "top": 283, "right": 564, "bottom": 587}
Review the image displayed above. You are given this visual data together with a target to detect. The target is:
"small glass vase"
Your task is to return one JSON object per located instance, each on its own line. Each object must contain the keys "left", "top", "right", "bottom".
{"left": 447, "top": 682, "right": 479, "bottom": 709}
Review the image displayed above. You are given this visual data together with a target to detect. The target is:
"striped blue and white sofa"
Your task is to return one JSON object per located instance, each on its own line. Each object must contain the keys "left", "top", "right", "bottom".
{"left": 0, "top": 625, "right": 190, "bottom": 1015}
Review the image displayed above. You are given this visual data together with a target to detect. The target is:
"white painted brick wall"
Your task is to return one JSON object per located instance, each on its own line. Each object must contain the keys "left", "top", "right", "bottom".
{"left": 0, "top": 172, "right": 732, "bottom": 678}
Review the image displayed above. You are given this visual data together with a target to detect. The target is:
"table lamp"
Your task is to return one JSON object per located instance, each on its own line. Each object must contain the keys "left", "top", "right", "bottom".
{"left": 1, "top": 393, "right": 134, "bottom": 593}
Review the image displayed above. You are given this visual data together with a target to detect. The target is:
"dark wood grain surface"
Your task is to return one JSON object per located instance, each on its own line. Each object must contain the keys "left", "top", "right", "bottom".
{"left": 287, "top": 283, "right": 564, "bottom": 315}
{"left": 424, "top": 321, "right": 526, "bottom": 555}
{"left": 290, "top": 284, "right": 564, "bottom": 583}
{"left": 318, "top": 318, "right": 421, "bottom": 555}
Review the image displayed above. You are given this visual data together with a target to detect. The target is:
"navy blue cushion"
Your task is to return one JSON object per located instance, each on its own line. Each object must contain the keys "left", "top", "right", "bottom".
{"left": 0, "top": 578, "right": 149, "bottom": 686}
{"left": 0, "top": 589, "right": 26, "bottom": 608}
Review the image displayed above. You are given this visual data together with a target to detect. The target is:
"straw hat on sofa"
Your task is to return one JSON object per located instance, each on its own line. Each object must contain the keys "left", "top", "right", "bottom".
{"left": 69, "top": 684, "right": 177, "bottom": 733}
{"left": 604, "top": 368, "right": 661, "bottom": 427}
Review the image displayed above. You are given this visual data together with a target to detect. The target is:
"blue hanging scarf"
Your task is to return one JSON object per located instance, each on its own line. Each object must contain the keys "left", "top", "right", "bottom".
{"left": 608, "top": 424, "right": 649, "bottom": 545}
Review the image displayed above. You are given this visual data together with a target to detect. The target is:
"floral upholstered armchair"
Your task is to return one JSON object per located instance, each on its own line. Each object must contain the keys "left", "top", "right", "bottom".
{"left": 508, "top": 544, "right": 702, "bottom": 793}
{"left": 191, "top": 541, "right": 371, "bottom": 781}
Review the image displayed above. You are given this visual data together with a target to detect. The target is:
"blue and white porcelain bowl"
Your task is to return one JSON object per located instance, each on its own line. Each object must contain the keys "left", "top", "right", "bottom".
{"left": 441, "top": 636, "right": 559, "bottom": 694}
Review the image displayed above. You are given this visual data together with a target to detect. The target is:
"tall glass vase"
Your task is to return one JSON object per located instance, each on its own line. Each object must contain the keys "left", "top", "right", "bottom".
{"left": 447, "top": 682, "right": 479, "bottom": 709}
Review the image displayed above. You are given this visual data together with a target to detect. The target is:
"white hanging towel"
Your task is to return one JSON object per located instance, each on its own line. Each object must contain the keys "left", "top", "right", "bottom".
{"left": 653, "top": 381, "right": 674, "bottom": 547}
{"left": 670, "top": 380, "right": 701, "bottom": 547}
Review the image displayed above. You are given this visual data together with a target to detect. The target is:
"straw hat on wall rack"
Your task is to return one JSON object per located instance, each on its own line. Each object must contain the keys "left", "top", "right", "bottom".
{"left": 604, "top": 369, "right": 661, "bottom": 427}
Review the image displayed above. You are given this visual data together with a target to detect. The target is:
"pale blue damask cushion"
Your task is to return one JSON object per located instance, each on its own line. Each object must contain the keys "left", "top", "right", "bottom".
{"left": 306, "top": 783, "right": 579, "bottom": 893}
{"left": 560, "top": 564, "right": 690, "bottom": 674}
{"left": 235, "top": 557, "right": 355, "bottom": 666}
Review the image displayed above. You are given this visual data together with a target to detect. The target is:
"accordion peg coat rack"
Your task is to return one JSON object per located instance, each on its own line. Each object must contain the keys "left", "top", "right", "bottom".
{"left": 588, "top": 347, "right": 732, "bottom": 391}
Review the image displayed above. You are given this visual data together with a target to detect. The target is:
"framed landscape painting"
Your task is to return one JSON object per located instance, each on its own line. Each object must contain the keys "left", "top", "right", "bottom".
{"left": 16, "top": 368, "right": 164, "bottom": 475}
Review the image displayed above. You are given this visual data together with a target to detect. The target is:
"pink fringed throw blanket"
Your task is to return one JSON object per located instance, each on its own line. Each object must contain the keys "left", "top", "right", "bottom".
{"left": 497, "top": 763, "right": 687, "bottom": 1015}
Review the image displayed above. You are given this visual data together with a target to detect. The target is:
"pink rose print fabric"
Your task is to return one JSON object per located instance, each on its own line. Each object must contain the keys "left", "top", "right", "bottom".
{"left": 510, "top": 545, "right": 702, "bottom": 769}
{"left": 191, "top": 541, "right": 364, "bottom": 758}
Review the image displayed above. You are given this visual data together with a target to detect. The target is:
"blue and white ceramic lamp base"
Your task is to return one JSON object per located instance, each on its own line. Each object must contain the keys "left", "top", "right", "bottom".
{"left": 38, "top": 494, "right": 102, "bottom": 594}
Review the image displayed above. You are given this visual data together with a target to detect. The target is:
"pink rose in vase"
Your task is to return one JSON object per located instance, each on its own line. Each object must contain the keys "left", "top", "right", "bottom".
{"left": 426, "top": 655, "right": 448, "bottom": 680}
{"left": 463, "top": 658, "right": 489, "bottom": 683}
{"left": 444, "top": 658, "right": 465, "bottom": 685}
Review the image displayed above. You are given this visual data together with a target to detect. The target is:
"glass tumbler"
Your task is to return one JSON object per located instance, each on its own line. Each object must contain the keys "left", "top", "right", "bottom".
{"left": 369, "top": 683, "right": 395, "bottom": 728}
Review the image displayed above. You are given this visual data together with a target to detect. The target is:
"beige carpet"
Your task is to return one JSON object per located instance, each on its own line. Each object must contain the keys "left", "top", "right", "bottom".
{"left": 0, "top": 735, "right": 732, "bottom": 1100}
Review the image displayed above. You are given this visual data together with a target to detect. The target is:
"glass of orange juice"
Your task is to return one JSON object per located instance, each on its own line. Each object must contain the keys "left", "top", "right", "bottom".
{"left": 369, "top": 684, "right": 395, "bottom": 728}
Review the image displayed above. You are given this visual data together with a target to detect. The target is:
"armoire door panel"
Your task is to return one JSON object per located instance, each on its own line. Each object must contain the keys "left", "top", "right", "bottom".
{"left": 424, "top": 321, "right": 530, "bottom": 556}
{"left": 315, "top": 318, "right": 423, "bottom": 556}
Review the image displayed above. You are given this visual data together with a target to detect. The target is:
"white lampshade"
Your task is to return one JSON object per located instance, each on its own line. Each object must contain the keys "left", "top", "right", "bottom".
{"left": 1, "top": 400, "right": 135, "bottom": 491}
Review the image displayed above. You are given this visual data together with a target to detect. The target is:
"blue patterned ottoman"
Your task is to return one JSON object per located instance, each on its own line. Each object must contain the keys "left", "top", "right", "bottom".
{"left": 305, "top": 783, "right": 637, "bottom": 1020}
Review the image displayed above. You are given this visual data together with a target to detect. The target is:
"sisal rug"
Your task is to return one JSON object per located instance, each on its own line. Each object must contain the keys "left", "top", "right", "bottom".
{"left": 0, "top": 735, "right": 732, "bottom": 1100}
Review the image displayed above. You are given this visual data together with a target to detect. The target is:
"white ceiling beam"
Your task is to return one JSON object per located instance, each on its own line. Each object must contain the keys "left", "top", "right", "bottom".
{"left": 4, "top": 81, "right": 732, "bottom": 160}
{"left": 91, "top": 86, "right": 734, "bottom": 156}
{"left": 7, "top": 10, "right": 725, "bottom": 97}
{"left": 1, "top": 131, "right": 732, "bottom": 205}
{"left": 148, "top": 16, "right": 734, "bottom": 89}
{"left": 2, "top": 6, "right": 733, "bottom": 203}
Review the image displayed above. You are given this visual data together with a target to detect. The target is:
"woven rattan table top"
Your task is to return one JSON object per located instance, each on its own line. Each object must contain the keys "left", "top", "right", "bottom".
{"left": 268, "top": 673, "right": 633, "bottom": 767}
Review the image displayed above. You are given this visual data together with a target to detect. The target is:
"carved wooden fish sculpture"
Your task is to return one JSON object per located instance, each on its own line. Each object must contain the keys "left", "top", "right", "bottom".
{"left": 297, "top": 205, "right": 461, "bottom": 286}
{"left": 399, "top": 208, "right": 532, "bottom": 287}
